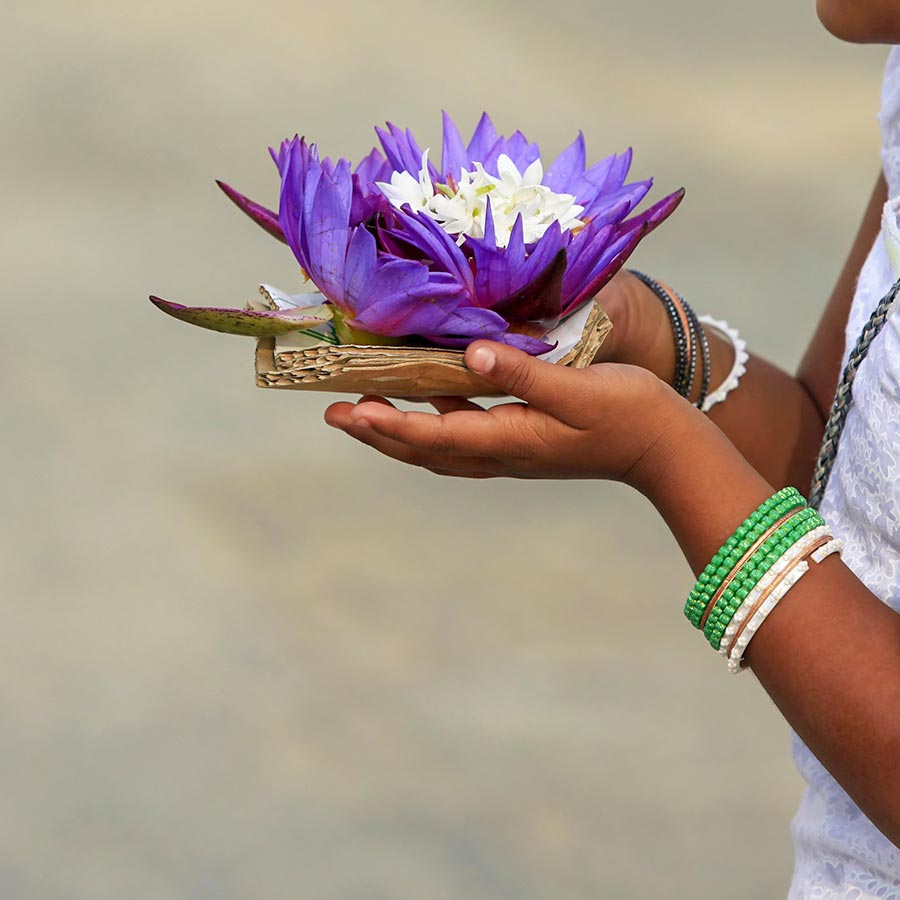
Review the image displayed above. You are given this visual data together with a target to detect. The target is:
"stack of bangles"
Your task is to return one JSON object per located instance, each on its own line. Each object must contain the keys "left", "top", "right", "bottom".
{"left": 684, "top": 487, "right": 844, "bottom": 673}
{"left": 628, "top": 270, "right": 749, "bottom": 413}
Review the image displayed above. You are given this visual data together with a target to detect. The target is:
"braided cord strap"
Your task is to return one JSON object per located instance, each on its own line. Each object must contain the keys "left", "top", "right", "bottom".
{"left": 809, "top": 278, "right": 900, "bottom": 510}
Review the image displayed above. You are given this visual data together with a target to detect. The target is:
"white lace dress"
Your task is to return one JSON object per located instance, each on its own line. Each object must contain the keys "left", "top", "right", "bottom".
{"left": 788, "top": 46, "right": 900, "bottom": 899}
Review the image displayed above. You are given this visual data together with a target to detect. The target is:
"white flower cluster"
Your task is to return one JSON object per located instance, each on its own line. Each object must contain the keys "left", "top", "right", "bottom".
{"left": 377, "top": 151, "right": 585, "bottom": 248}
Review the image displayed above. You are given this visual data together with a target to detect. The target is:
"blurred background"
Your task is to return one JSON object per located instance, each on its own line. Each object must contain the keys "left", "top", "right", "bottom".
{"left": 1, "top": 1, "right": 889, "bottom": 897}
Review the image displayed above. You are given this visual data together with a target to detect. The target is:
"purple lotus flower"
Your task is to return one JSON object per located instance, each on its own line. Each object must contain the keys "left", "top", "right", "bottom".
{"left": 166, "top": 113, "right": 683, "bottom": 354}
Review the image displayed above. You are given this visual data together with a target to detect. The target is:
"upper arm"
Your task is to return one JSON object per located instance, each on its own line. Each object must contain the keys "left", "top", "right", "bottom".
{"left": 797, "top": 172, "right": 888, "bottom": 421}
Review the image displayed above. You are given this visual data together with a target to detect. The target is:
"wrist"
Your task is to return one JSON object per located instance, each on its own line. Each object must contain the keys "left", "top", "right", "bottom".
{"left": 597, "top": 272, "right": 678, "bottom": 383}
{"left": 627, "top": 396, "right": 774, "bottom": 574}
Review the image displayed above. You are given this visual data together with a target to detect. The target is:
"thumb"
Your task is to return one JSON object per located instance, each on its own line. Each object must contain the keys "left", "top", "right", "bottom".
{"left": 465, "top": 340, "right": 589, "bottom": 420}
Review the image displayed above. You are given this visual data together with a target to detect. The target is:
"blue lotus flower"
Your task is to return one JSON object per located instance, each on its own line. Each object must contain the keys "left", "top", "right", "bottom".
{"left": 164, "top": 112, "right": 683, "bottom": 354}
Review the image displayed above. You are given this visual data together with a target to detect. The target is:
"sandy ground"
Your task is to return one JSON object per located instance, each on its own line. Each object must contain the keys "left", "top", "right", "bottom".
{"left": 1, "top": 2, "right": 889, "bottom": 897}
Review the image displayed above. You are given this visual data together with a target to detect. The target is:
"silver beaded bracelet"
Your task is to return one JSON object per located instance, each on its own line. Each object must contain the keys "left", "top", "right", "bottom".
{"left": 696, "top": 315, "right": 748, "bottom": 413}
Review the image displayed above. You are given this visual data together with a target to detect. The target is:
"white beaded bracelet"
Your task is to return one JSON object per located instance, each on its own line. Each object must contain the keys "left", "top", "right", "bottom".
{"left": 811, "top": 538, "right": 844, "bottom": 564}
{"left": 725, "top": 534, "right": 845, "bottom": 674}
{"left": 696, "top": 315, "right": 748, "bottom": 413}
{"left": 718, "top": 525, "right": 832, "bottom": 656}
{"left": 727, "top": 560, "right": 811, "bottom": 673}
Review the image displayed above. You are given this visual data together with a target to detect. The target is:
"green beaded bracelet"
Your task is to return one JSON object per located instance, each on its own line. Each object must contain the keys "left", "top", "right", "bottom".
{"left": 683, "top": 487, "right": 806, "bottom": 627}
{"left": 689, "top": 495, "right": 807, "bottom": 616}
{"left": 703, "top": 509, "right": 825, "bottom": 647}
{"left": 685, "top": 488, "right": 805, "bottom": 625}
{"left": 702, "top": 508, "right": 820, "bottom": 636}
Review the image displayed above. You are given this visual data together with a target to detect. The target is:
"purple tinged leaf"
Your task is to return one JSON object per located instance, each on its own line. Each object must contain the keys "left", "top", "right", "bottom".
{"left": 441, "top": 110, "right": 469, "bottom": 180}
{"left": 216, "top": 180, "right": 286, "bottom": 243}
{"left": 543, "top": 132, "right": 586, "bottom": 194}
{"left": 149, "top": 296, "right": 331, "bottom": 336}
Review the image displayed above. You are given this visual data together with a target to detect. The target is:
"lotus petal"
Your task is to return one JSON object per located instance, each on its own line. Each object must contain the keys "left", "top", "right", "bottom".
{"left": 543, "top": 132, "right": 586, "bottom": 194}
{"left": 492, "top": 247, "right": 567, "bottom": 325}
{"left": 466, "top": 112, "right": 499, "bottom": 163}
{"left": 617, "top": 187, "right": 685, "bottom": 237}
{"left": 441, "top": 110, "right": 469, "bottom": 180}
{"left": 216, "top": 180, "right": 285, "bottom": 243}
{"left": 306, "top": 159, "right": 352, "bottom": 301}
{"left": 563, "top": 227, "right": 646, "bottom": 313}
{"left": 262, "top": 115, "right": 683, "bottom": 355}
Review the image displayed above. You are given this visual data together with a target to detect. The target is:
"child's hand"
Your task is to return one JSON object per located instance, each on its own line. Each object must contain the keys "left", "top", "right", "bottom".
{"left": 324, "top": 339, "right": 694, "bottom": 489}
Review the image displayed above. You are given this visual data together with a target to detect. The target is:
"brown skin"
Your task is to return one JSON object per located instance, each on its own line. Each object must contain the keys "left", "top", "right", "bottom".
{"left": 817, "top": 0, "right": 900, "bottom": 43}
{"left": 325, "top": 9, "right": 900, "bottom": 846}
{"left": 325, "top": 170, "right": 900, "bottom": 846}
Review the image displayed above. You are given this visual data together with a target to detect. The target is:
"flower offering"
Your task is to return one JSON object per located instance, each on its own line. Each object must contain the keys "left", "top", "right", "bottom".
{"left": 152, "top": 112, "right": 683, "bottom": 395}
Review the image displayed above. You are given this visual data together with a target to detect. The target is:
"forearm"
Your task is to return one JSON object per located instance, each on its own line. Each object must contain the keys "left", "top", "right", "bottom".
{"left": 603, "top": 276, "right": 827, "bottom": 489}
{"left": 637, "top": 401, "right": 900, "bottom": 845}
{"left": 601, "top": 173, "right": 886, "bottom": 490}
{"left": 705, "top": 346, "right": 825, "bottom": 493}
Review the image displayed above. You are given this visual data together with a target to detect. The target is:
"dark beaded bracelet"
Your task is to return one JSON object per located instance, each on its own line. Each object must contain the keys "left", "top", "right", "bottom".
{"left": 629, "top": 270, "right": 692, "bottom": 397}
{"left": 628, "top": 270, "right": 710, "bottom": 408}
{"left": 682, "top": 296, "right": 711, "bottom": 408}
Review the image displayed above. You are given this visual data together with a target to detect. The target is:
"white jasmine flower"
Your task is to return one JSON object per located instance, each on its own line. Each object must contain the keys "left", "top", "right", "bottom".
{"left": 377, "top": 151, "right": 585, "bottom": 249}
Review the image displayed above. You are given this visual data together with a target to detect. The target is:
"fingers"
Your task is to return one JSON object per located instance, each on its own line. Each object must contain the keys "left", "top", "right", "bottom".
{"left": 348, "top": 398, "right": 569, "bottom": 465}
{"left": 427, "top": 396, "right": 484, "bottom": 414}
{"left": 346, "top": 400, "right": 531, "bottom": 459}
{"left": 325, "top": 398, "right": 501, "bottom": 476}
{"left": 465, "top": 341, "right": 594, "bottom": 426}
{"left": 324, "top": 396, "right": 394, "bottom": 428}
{"left": 343, "top": 418, "right": 500, "bottom": 478}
